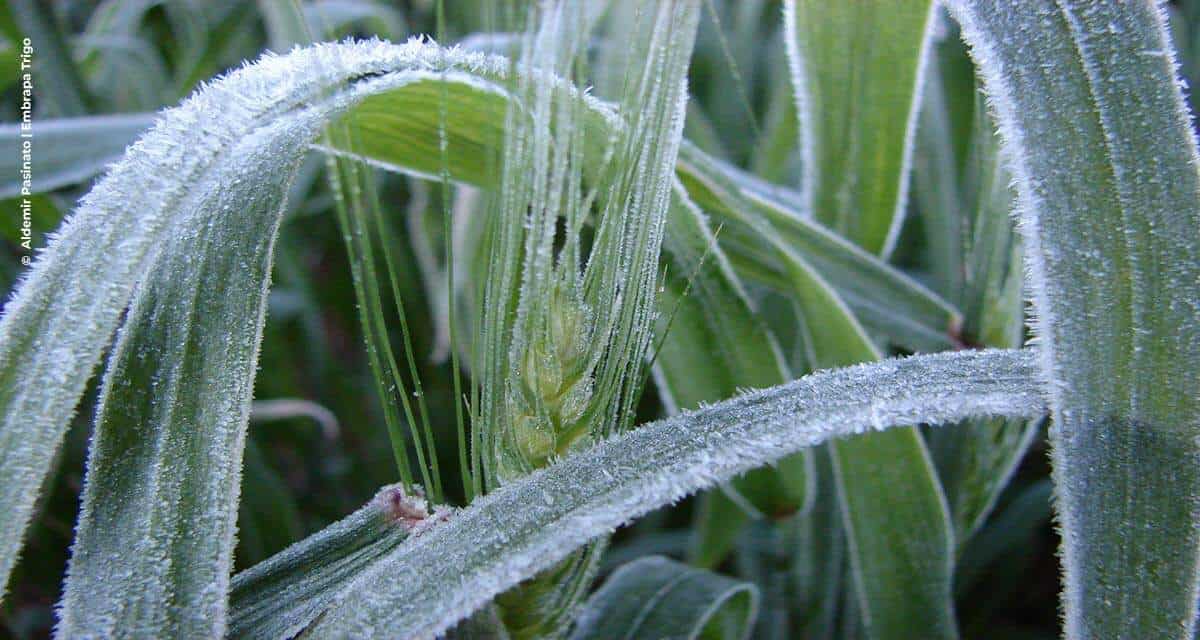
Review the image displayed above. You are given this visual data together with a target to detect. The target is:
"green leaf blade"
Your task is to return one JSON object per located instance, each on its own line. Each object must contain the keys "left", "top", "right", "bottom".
{"left": 783, "top": 254, "right": 957, "bottom": 640}
{"left": 57, "top": 110, "right": 302, "bottom": 636}
{"left": 307, "top": 348, "right": 1043, "bottom": 638}
{"left": 830, "top": 430, "right": 956, "bottom": 640}
{"left": 228, "top": 484, "right": 426, "bottom": 640}
{"left": 655, "top": 185, "right": 788, "bottom": 418}
{"left": 675, "top": 143, "right": 963, "bottom": 353}
{"left": 944, "top": 1, "right": 1200, "bottom": 637}
{"left": 0, "top": 38, "right": 514, "bottom": 617}
{"left": 569, "top": 556, "right": 759, "bottom": 640}
{"left": 784, "top": 0, "right": 935, "bottom": 255}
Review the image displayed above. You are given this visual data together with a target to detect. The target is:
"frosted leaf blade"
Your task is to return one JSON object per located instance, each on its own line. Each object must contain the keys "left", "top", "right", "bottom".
{"left": 943, "top": 1, "right": 1200, "bottom": 637}
{"left": 680, "top": 122, "right": 959, "bottom": 634}
{"left": 57, "top": 115, "right": 303, "bottom": 635}
{"left": 0, "top": 39, "right": 526, "bottom": 612}
{"left": 569, "top": 555, "right": 759, "bottom": 640}
{"left": 675, "top": 142, "right": 962, "bottom": 353}
{"left": 783, "top": 0, "right": 935, "bottom": 256}
{"left": 308, "top": 348, "right": 1044, "bottom": 639}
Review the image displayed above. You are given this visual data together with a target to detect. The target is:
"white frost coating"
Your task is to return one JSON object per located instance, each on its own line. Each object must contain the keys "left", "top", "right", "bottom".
{"left": 880, "top": 3, "right": 939, "bottom": 259}
{"left": 938, "top": 2, "right": 1058, "bottom": 409}
{"left": 943, "top": 2, "right": 1200, "bottom": 637}
{"left": 310, "top": 349, "right": 1045, "bottom": 639}
{"left": 781, "top": 0, "right": 935, "bottom": 256}
{"left": 0, "top": 38, "right": 518, "bottom": 607}
{"left": 781, "top": 0, "right": 815, "bottom": 219}
{"left": 227, "top": 484, "right": 443, "bottom": 639}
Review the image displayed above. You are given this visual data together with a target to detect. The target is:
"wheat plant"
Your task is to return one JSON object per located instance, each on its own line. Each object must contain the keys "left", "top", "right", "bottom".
{"left": 0, "top": 1, "right": 1196, "bottom": 639}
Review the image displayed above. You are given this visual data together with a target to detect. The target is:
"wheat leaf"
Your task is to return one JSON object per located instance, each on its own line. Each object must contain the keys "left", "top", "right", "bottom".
{"left": 943, "top": 1, "right": 1200, "bottom": 636}
{"left": 228, "top": 484, "right": 431, "bottom": 640}
{"left": 569, "top": 555, "right": 759, "bottom": 640}
{"left": 323, "top": 79, "right": 964, "bottom": 356}
{"left": 55, "top": 97, "right": 302, "bottom": 635}
{"left": 304, "top": 348, "right": 1044, "bottom": 639}
{"left": 782, "top": 0, "right": 935, "bottom": 256}
{"left": 0, "top": 38, "right": 511, "bottom": 614}
{"left": 675, "top": 142, "right": 962, "bottom": 353}
{"left": 672, "top": 131, "right": 961, "bottom": 636}
{"left": 655, "top": 184, "right": 788, "bottom": 416}
{"left": 780, "top": 251, "right": 957, "bottom": 640}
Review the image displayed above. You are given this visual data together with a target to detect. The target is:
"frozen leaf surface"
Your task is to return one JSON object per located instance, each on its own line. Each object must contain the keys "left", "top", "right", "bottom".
{"left": 570, "top": 555, "right": 759, "bottom": 640}
{"left": 228, "top": 484, "right": 436, "bottom": 640}
{"left": 944, "top": 1, "right": 1200, "bottom": 637}
{"left": 783, "top": 0, "right": 935, "bottom": 256}
{"left": 308, "top": 348, "right": 1044, "bottom": 639}
{"left": 0, "top": 37, "right": 559, "bottom": 624}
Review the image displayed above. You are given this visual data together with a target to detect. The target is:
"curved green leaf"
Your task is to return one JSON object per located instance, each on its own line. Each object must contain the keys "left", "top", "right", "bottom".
{"left": 569, "top": 556, "right": 758, "bottom": 640}
{"left": 782, "top": 252, "right": 957, "bottom": 640}
{"left": 0, "top": 38, "right": 509, "bottom": 616}
{"left": 325, "top": 76, "right": 964, "bottom": 357}
{"left": 56, "top": 86, "right": 301, "bottom": 634}
{"left": 675, "top": 142, "right": 962, "bottom": 353}
{"left": 944, "top": 1, "right": 1200, "bottom": 637}
{"left": 783, "top": 0, "right": 935, "bottom": 256}
{"left": 303, "top": 348, "right": 1043, "bottom": 638}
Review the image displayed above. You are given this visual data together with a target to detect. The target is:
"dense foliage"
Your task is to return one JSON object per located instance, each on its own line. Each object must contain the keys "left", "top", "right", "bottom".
{"left": 0, "top": 1, "right": 1197, "bottom": 639}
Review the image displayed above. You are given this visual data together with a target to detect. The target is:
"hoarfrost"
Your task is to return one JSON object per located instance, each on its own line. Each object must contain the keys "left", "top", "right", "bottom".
{"left": 311, "top": 348, "right": 1045, "bottom": 639}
